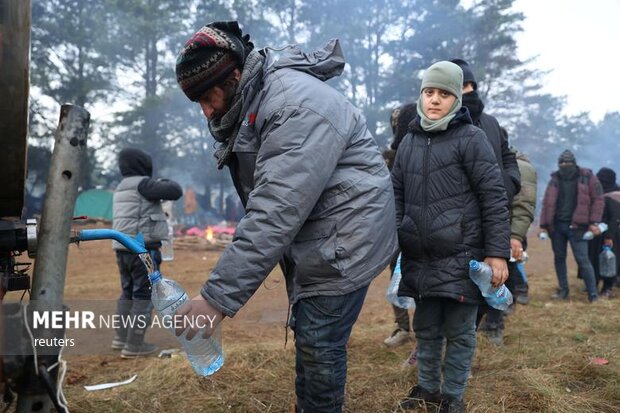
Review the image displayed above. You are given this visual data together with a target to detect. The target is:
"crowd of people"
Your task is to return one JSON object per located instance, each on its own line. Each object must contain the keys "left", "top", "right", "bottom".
{"left": 108, "top": 21, "right": 619, "bottom": 413}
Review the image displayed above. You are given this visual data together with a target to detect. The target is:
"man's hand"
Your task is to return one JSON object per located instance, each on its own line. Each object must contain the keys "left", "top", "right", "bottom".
{"left": 538, "top": 229, "right": 549, "bottom": 240}
{"left": 590, "top": 224, "right": 602, "bottom": 236}
{"left": 174, "top": 295, "right": 223, "bottom": 341}
{"left": 510, "top": 238, "right": 524, "bottom": 261}
{"left": 484, "top": 257, "right": 508, "bottom": 288}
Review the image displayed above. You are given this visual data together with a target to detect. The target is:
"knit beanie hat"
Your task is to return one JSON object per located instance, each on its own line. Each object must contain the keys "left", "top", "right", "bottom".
{"left": 558, "top": 149, "right": 576, "bottom": 165}
{"left": 420, "top": 61, "right": 463, "bottom": 102}
{"left": 417, "top": 61, "right": 463, "bottom": 132}
{"left": 450, "top": 58, "right": 477, "bottom": 90}
{"left": 176, "top": 21, "right": 254, "bottom": 102}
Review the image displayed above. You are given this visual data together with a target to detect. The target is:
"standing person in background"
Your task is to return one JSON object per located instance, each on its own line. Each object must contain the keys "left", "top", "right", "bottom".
{"left": 539, "top": 150, "right": 604, "bottom": 302}
{"left": 449, "top": 59, "right": 520, "bottom": 341}
{"left": 509, "top": 149, "right": 538, "bottom": 305}
{"left": 483, "top": 147, "right": 537, "bottom": 345}
{"left": 382, "top": 105, "right": 417, "bottom": 348}
{"left": 174, "top": 21, "right": 397, "bottom": 413}
{"left": 112, "top": 148, "right": 183, "bottom": 358}
{"left": 393, "top": 61, "right": 509, "bottom": 413}
{"left": 588, "top": 167, "right": 620, "bottom": 297}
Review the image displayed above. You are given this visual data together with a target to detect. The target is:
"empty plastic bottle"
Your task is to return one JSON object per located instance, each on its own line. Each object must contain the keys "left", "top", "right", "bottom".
{"left": 468, "top": 260, "right": 513, "bottom": 311}
{"left": 160, "top": 221, "right": 174, "bottom": 261}
{"left": 386, "top": 254, "right": 415, "bottom": 309}
{"left": 599, "top": 245, "right": 617, "bottom": 278}
{"left": 149, "top": 270, "right": 224, "bottom": 376}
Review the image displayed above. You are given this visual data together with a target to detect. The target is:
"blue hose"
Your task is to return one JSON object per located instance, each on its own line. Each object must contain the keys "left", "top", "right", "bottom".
{"left": 77, "top": 229, "right": 147, "bottom": 254}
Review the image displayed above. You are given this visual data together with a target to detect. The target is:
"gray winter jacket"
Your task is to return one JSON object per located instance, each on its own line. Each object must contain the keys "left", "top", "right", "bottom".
{"left": 202, "top": 40, "right": 397, "bottom": 317}
{"left": 112, "top": 176, "right": 168, "bottom": 250}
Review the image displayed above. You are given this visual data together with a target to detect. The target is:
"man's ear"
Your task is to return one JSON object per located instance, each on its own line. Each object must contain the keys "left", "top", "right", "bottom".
{"left": 233, "top": 68, "right": 242, "bottom": 81}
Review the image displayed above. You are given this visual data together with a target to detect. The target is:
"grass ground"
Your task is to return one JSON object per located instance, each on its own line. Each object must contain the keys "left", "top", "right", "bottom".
{"left": 3, "top": 228, "right": 619, "bottom": 412}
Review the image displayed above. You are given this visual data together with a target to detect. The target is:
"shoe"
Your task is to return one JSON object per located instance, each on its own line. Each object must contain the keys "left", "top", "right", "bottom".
{"left": 439, "top": 397, "right": 467, "bottom": 413}
{"left": 484, "top": 328, "right": 503, "bottom": 346}
{"left": 120, "top": 342, "right": 158, "bottom": 359}
{"left": 600, "top": 290, "right": 614, "bottom": 299}
{"left": 588, "top": 294, "right": 599, "bottom": 303}
{"left": 111, "top": 335, "right": 126, "bottom": 351}
{"left": 399, "top": 385, "right": 441, "bottom": 410}
{"left": 383, "top": 328, "right": 412, "bottom": 348}
{"left": 516, "top": 294, "right": 529, "bottom": 305}
{"left": 504, "top": 303, "right": 515, "bottom": 316}
{"left": 551, "top": 289, "right": 569, "bottom": 300}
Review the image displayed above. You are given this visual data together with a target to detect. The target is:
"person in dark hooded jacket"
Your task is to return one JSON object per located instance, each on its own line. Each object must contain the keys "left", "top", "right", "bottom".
{"left": 174, "top": 22, "right": 396, "bottom": 413}
{"left": 587, "top": 167, "right": 620, "bottom": 297}
{"left": 111, "top": 148, "right": 183, "bottom": 358}
{"left": 393, "top": 61, "right": 510, "bottom": 413}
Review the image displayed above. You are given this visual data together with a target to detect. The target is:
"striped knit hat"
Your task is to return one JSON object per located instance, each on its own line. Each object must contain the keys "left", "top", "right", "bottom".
{"left": 176, "top": 21, "right": 253, "bottom": 101}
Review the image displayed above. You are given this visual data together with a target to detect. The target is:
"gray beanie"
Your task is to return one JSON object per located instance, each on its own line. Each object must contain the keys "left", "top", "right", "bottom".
{"left": 420, "top": 61, "right": 463, "bottom": 101}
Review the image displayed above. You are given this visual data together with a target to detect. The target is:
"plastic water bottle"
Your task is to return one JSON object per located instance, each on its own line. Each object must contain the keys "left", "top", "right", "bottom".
{"left": 599, "top": 246, "right": 617, "bottom": 278}
{"left": 583, "top": 223, "right": 609, "bottom": 240}
{"left": 539, "top": 231, "right": 549, "bottom": 241}
{"left": 468, "top": 260, "right": 513, "bottom": 311}
{"left": 160, "top": 222, "right": 174, "bottom": 261}
{"left": 386, "top": 254, "right": 415, "bottom": 309}
{"left": 149, "top": 271, "right": 224, "bottom": 376}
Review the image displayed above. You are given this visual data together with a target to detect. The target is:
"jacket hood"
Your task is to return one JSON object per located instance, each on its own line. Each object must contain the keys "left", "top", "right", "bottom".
{"left": 262, "top": 39, "right": 345, "bottom": 81}
{"left": 118, "top": 148, "right": 153, "bottom": 177}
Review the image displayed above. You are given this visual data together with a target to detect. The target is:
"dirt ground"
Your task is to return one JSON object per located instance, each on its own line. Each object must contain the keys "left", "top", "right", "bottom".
{"left": 2, "top": 225, "right": 619, "bottom": 412}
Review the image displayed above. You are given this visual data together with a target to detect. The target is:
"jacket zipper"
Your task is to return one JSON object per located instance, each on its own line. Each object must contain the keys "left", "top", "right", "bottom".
{"left": 419, "top": 136, "right": 432, "bottom": 301}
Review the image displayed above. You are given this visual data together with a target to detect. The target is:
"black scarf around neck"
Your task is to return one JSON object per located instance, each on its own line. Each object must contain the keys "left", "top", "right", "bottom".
{"left": 462, "top": 90, "right": 485, "bottom": 123}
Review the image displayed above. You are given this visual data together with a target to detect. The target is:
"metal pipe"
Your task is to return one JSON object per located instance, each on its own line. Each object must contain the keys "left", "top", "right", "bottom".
{"left": 30, "top": 104, "right": 90, "bottom": 306}
{"left": 74, "top": 229, "right": 147, "bottom": 254}
{"left": 17, "top": 104, "right": 90, "bottom": 413}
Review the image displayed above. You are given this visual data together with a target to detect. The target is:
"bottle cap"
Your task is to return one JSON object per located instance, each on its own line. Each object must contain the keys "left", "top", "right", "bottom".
{"left": 148, "top": 270, "right": 162, "bottom": 283}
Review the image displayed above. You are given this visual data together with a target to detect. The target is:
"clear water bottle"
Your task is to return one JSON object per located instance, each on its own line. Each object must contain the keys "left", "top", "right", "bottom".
{"left": 160, "top": 222, "right": 174, "bottom": 261}
{"left": 149, "top": 271, "right": 224, "bottom": 376}
{"left": 539, "top": 231, "right": 549, "bottom": 241}
{"left": 599, "top": 246, "right": 617, "bottom": 278}
{"left": 583, "top": 223, "right": 609, "bottom": 240}
{"left": 386, "top": 254, "right": 415, "bottom": 309}
{"left": 468, "top": 260, "right": 513, "bottom": 311}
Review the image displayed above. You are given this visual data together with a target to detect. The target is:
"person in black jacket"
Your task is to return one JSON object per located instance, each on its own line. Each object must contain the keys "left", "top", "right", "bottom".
{"left": 111, "top": 148, "right": 183, "bottom": 358}
{"left": 450, "top": 58, "right": 521, "bottom": 343}
{"left": 588, "top": 167, "right": 620, "bottom": 297}
{"left": 393, "top": 61, "right": 510, "bottom": 413}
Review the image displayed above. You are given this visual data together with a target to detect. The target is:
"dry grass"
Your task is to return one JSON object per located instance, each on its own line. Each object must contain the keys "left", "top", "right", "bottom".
{"left": 5, "top": 230, "right": 620, "bottom": 412}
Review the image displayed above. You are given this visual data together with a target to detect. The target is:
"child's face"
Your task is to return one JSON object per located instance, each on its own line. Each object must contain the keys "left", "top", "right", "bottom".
{"left": 421, "top": 88, "right": 457, "bottom": 120}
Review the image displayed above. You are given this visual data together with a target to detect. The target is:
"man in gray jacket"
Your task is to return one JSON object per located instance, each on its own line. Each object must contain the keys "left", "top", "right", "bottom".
{"left": 174, "top": 22, "right": 397, "bottom": 412}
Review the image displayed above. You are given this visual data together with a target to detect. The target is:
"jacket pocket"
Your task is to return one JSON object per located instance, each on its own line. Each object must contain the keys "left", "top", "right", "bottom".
{"left": 290, "top": 219, "right": 342, "bottom": 285}
{"left": 398, "top": 215, "right": 422, "bottom": 258}
{"left": 149, "top": 213, "right": 168, "bottom": 241}
{"left": 427, "top": 211, "right": 464, "bottom": 256}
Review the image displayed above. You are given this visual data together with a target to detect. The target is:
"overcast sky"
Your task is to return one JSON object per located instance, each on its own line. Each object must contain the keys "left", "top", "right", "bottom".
{"left": 512, "top": 0, "right": 620, "bottom": 122}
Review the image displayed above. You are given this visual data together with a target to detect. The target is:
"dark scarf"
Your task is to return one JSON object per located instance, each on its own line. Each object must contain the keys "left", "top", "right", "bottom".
{"left": 558, "top": 165, "right": 578, "bottom": 180}
{"left": 209, "top": 50, "right": 265, "bottom": 169}
{"left": 461, "top": 90, "right": 485, "bottom": 123}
